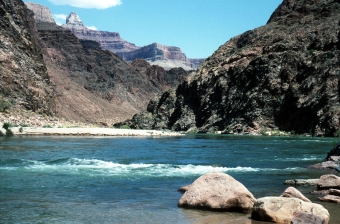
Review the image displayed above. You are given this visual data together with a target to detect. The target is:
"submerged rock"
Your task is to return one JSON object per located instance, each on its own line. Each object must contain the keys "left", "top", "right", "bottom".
{"left": 284, "top": 179, "right": 319, "bottom": 186}
{"left": 178, "top": 172, "right": 256, "bottom": 212}
{"left": 251, "top": 197, "right": 329, "bottom": 224}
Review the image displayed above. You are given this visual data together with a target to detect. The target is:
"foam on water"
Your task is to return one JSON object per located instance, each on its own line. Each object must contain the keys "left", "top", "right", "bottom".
{"left": 0, "top": 158, "right": 303, "bottom": 177}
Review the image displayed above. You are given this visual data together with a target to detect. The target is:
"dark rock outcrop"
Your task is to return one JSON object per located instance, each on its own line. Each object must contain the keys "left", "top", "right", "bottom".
{"left": 309, "top": 144, "right": 340, "bottom": 170}
{"left": 131, "top": 58, "right": 189, "bottom": 92}
{"left": 122, "top": 0, "right": 340, "bottom": 135}
{"left": 0, "top": 0, "right": 55, "bottom": 115}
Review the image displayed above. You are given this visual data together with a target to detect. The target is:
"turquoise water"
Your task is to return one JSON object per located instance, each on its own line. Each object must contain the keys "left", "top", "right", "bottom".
{"left": 0, "top": 135, "right": 339, "bottom": 223}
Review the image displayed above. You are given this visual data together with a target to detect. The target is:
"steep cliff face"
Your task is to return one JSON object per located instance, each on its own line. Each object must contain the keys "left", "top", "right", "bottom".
{"left": 123, "top": 0, "right": 340, "bottom": 136}
{"left": 61, "top": 12, "right": 204, "bottom": 70}
{"left": 62, "top": 12, "right": 140, "bottom": 53}
{"left": 117, "top": 43, "right": 204, "bottom": 70}
{"left": 0, "top": 0, "right": 54, "bottom": 114}
{"left": 25, "top": 2, "right": 54, "bottom": 23}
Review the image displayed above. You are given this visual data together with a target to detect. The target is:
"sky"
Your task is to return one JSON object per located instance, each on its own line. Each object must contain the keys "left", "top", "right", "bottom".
{"left": 24, "top": 0, "right": 283, "bottom": 58}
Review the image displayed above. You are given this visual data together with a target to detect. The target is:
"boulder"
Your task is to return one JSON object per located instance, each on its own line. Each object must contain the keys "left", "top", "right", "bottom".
{"left": 178, "top": 172, "right": 256, "bottom": 212}
{"left": 317, "top": 174, "right": 340, "bottom": 190}
{"left": 291, "top": 211, "right": 326, "bottom": 224}
{"left": 280, "top": 187, "right": 311, "bottom": 203}
{"left": 284, "top": 179, "right": 319, "bottom": 186}
{"left": 319, "top": 195, "right": 340, "bottom": 203}
{"left": 251, "top": 197, "right": 329, "bottom": 224}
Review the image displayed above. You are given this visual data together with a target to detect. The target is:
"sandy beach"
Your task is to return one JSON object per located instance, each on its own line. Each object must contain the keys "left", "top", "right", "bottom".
{"left": 4, "top": 127, "right": 183, "bottom": 137}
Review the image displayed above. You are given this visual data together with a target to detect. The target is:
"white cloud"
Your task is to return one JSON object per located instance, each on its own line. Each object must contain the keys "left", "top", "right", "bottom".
{"left": 53, "top": 14, "right": 68, "bottom": 25}
{"left": 49, "top": 0, "right": 122, "bottom": 9}
{"left": 86, "top": 26, "right": 98, "bottom": 30}
{"left": 54, "top": 14, "right": 68, "bottom": 20}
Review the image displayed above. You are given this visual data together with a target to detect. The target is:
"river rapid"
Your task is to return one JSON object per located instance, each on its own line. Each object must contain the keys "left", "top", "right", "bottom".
{"left": 0, "top": 135, "right": 339, "bottom": 223}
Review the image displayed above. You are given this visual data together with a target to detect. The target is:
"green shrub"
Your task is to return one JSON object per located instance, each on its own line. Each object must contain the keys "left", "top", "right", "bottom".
{"left": 0, "top": 99, "right": 10, "bottom": 112}
{"left": 43, "top": 125, "right": 53, "bottom": 128}
{"left": 2, "top": 123, "right": 11, "bottom": 130}
{"left": 120, "top": 125, "right": 131, "bottom": 129}
{"left": 5, "top": 129, "right": 13, "bottom": 137}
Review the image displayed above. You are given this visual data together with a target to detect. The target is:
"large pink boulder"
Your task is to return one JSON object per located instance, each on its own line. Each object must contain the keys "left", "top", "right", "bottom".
{"left": 317, "top": 174, "right": 340, "bottom": 190}
{"left": 251, "top": 197, "right": 329, "bottom": 224}
{"left": 178, "top": 172, "right": 256, "bottom": 212}
{"left": 280, "top": 186, "right": 311, "bottom": 202}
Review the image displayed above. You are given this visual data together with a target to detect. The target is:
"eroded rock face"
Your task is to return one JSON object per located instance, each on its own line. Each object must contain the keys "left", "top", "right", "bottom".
{"left": 122, "top": 0, "right": 340, "bottom": 135}
{"left": 251, "top": 197, "right": 329, "bottom": 224}
{"left": 280, "top": 187, "right": 311, "bottom": 203}
{"left": 0, "top": 0, "right": 55, "bottom": 114}
{"left": 178, "top": 172, "right": 256, "bottom": 212}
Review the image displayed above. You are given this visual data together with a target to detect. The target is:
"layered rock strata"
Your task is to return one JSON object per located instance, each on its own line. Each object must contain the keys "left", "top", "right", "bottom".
{"left": 62, "top": 12, "right": 204, "bottom": 70}
{"left": 62, "top": 12, "right": 139, "bottom": 53}
{"left": 117, "top": 43, "right": 204, "bottom": 70}
{"left": 122, "top": 0, "right": 340, "bottom": 136}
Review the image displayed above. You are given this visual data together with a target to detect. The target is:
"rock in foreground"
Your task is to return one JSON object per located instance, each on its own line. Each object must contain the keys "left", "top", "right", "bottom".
{"left": 251, "top": 197, "right": 329, "bottom": 224}
{"left": 280, "top": 187, "right": 311, "bottom": 203}
{"left": 317, "top": 174, "right": 340, "bottom": 190}
{"left": 178, "top": 172, "right": 256, "bottom": 212}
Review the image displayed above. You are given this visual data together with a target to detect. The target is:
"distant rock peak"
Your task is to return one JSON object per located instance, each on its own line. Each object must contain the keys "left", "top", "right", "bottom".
{"left": 25, "top": 2, "right": 55, "bottom": 23}
{"left": 66, "top": 12, "right": 84, "bottom": 27}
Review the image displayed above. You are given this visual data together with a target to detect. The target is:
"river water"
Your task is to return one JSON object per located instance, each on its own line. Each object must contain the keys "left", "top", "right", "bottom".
{"left": 0, "top": 135, "right": 339, "bottom": 223}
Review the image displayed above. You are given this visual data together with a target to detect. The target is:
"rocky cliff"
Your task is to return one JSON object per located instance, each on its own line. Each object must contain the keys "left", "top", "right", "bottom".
{"left": 25, "top": 2, "right": 54, "bottom": 23}
{"left": 131, "top": 58, "right": 190, "bottom": 92}
{"left": 36, "top": 21, "right": 162, "bottom": 125}
{"left": 117, "top": 43, "right": 204, "bottom": 70}
{"left": 62, "top": 12, "right": 139, "bottom": 53}
{"left": 62, "top": 12, "right": 204, "bottom": 70}
{"left": 122, "top": 0, "right": 340, "bottom": 136}
{"left": 25, "top": 3, "right": 174, "bottom": 125}
{"left": 0, "top": 0, "right": 54, "bottom": 114}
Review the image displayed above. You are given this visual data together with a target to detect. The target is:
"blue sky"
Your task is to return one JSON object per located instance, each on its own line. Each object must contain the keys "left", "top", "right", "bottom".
{"left": 24, "top": 0, "right": 282, "bottom": 58}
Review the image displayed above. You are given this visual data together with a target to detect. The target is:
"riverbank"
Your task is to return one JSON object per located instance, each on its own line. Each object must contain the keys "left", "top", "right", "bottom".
{"left": 4, "top": 127, "right": 182, "bottom": 137}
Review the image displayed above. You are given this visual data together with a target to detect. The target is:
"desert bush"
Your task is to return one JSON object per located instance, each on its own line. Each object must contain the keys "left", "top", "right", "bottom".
{"left": 0, "top": 99, "right": 10, "bottom": 112}
{"left": 2, "top": 123, "right": 11, "bottom": 130}
{"left": 120, "top": 125, "right": 131, "bottom": 129}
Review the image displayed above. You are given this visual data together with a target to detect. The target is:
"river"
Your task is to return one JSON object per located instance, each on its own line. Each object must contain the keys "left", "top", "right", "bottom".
{"left": 0, "top": 135, "right": 339, "bottom": 223}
